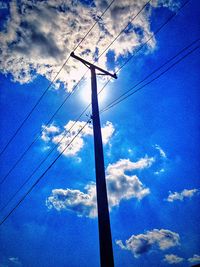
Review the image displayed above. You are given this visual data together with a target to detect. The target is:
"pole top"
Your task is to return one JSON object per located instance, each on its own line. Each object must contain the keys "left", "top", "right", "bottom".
{"left": 70, "top": 51, "right": 75, "bottom": 57}
{"left": 70, "top": 51, "right": 117, "bottom": 79}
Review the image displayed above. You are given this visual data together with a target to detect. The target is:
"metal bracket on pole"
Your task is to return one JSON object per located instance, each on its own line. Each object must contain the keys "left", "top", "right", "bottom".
{"left": 70, "top": 52, "right": 117, "bottom": 267}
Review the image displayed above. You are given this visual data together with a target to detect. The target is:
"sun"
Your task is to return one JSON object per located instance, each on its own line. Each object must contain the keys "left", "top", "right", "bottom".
{"left": 80, "top": 77, "right": 108, "bottom": 104}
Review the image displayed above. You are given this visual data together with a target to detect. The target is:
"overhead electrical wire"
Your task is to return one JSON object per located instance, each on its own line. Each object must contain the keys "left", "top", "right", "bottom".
{"left": 0, "top": 0, "right": 117, "bottom": 185}
{"left": 116, "top": 0, "right": 190, "bottom": 73}
{"left": 97, "top": 0, "right": 152, "bottom": 59}
{"left": 0, "top": 0, "right": 116, "bottom": 158}
{"left": 0, "top": 109, "right": 90, "bottom": 213}
{"left": 0, "top": 0, "right": 193, "bottom": 223}
{"left": 0, "top": 90, "right": 88, "bottom": 185}
{"left": 73, "top": 0, "right": 116, "bottom": 52}
{"left": 100, "top": 38, "right": 200, "bottom": 113}
{"left": 0, "top": 0, "right": 189, "bottom": 186}
{"left": 75, "top": 0, "right": 191, "bottom": 115}
{"left": 70, "top": 0, "right": 191, "bottom": 121}
{"left": 97, "top": 0, "right": 191, "bottom": 97}
{"left": 0, "top": 120, "right": 90, "bottom": 226}
{"left": 0, "top": 0, "right": 152, "bottom": 186}
{"left": 2, "top": 36, "right": 198, "bottom": 210}
{"left": 101, "top": 45, "right": 200, "bottom": 113}
{"left": 1, "top": 38, "right": 199, "bottom": 223}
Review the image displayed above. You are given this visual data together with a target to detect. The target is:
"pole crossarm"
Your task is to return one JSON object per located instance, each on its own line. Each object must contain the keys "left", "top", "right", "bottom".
{"left": 70, "top": 52, "right": 117, "bottom": 79}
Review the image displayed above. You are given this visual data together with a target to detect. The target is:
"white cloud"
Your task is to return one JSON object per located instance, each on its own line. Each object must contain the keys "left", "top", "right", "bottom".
{"left": 154, "top": 144, "right": 167, "bottom": 159}
{"left": 41, "top": 120, "right": 115, "bottom": 156}
{"left": 106, "top": 157, "right": 154, "bottom": 175}
{"left": 163, "top": 254, "right": 184, "bottom": 264}
{"left": 46, "top": 186, "right": 97, "bottom": 218}
{"left": 46, "top": 156, "right": 153, "bottom": 217}
{"left": 0, "top": 0, "right": 176, "bottom": 90}
{"left": 106, "top": 157, "right": 153, "bottom": 207}
{"left": 166, "top": 189, "right": 199, "bottom": 202}
{"left": 52, "top": 122, "right": 88, "bottom": 157}
{"left": 188, "top": 254, "right": 200, "bottom": 263}
{"left": 154, "top": 168, "right": 165, "bottom": 175}
{"left": 101, "top": 121, "right": 115, "bottom": 144}
{"left": 116, "top": 229, "right": 180, "bottom": 257}
{"left": 41, "top": 123, "right": 60, "bottom": 142}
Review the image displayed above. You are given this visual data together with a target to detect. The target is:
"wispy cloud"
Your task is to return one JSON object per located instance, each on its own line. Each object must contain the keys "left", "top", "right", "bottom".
{"left": 166, "top": 188, "right": 199, "bottom": 202}
{"left": 188, "top": 254, "right": 200, "bottom": 263}
{"left": 153, "top": 144, "right": 168, "bottom": 175}
{"left": 163, "top": 254, "right": 184, "bottom": 264}
{"left": 41, "top": 120, "right": 114, "bottom": 156}
{"left": 8, "top": 257, "right": 22, "bottom": 266}
{"left": 0, "top": 0, "right": 176, "bottom": 89}
{"left": 46, "top": 156, "right": 153, "bottom": 217}
{"left": 116, "top": 229, "right": 180, "bottom": 257}
{"left": 154, "top": 144, "right": 167, "bottom": 159}
{"left": 154, "top": 168, "right": 165, "bottom": 175}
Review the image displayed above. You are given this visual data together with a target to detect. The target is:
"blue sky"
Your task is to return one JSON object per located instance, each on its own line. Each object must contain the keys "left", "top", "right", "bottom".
{"left": 0, "top": 0, "right": 200, "bottom": 266}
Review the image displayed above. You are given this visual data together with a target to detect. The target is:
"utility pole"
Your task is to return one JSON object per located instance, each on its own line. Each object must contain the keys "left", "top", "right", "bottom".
{"left": 70, "top": 52, "right": 117, "bottom": 267}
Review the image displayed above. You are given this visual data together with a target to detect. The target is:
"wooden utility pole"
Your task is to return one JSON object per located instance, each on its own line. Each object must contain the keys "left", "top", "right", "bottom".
{"left": 70, "top": 52, "right": 117, "bottom": 267}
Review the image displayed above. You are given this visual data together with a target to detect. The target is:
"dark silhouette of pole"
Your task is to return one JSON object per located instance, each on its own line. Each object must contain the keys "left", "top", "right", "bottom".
{"left": 91, "top": 66, "right": 114, "bottom": 267}
{"left": 70, "top": 52, "right": 117, "bottom": 267}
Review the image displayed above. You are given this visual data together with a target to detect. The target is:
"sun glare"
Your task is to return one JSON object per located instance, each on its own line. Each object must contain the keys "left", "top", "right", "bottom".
{"left": 80, "top": 77, "right": 108, "bottom": 104}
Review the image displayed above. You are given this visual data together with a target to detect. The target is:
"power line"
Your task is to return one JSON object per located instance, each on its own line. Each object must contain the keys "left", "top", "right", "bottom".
{"left": 0, "top": 0, "right": 116, "bottom": 158}
{"left": 101, "top": 45, "right": 200, "bottom": 113}
{"left": 0, "top": 0, "right": 151, "bottom": 186}
{"left": 0, "top": 0, "right": 118, "bottom": 185}
{"left": 99, "top": 0, "right": 191, "bottom": 93}
{"left": 116, "top": 0, "right": 190, "bottom": 73}
{"left": 73, "top": 0, "right": 116, "bottom": 52}
{"left": 1, "top": 44, "right": 198, "bottom": 226}
{"left": 0, "top": 57, "right": 69, "bottom": 158}
{"left": 0, "top": 85, "right": 82, "bottom": 185}
{"left": 2, "top": 37, "right": 198, "bottom": 217}
{"left": 1, "top": 0, "right": 189, "bottom": 187}
{"left": 0, "top": 109, "right": 90, "bottom": 213}
{"left": 100, "top": 38, "right": 200, "bottom": 112}
{"left": 0, "top": 1, "right": 196, "bottom": 225}
{"left": 87, "top": 0, "right": 192, "bottom": 113}
{"left": 97, "top": 0, "right": 152, "bottom": 59}
{"left": 0, "top": 0, "right": 191, "bottom": 186}
{"left": 0, "top": 0, "right": 191, "bottom": 216}
{"left": 85, "top": 0, "right": 191, "bottom": 110}
{"left": 0, "top": 120, "right": 90, "bottom": 226}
